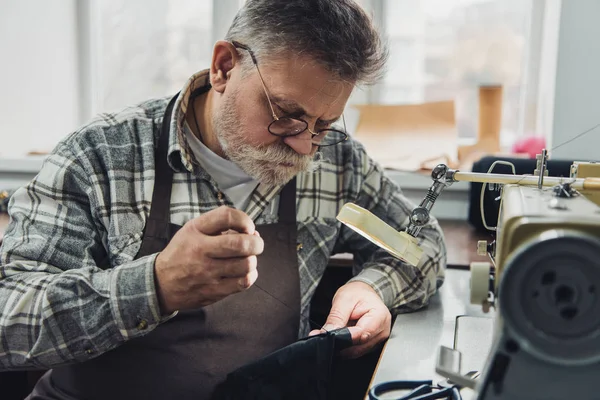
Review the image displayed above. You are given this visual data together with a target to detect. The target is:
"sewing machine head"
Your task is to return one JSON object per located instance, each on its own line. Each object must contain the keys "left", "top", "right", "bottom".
{"left": 336, "top": 155, "right": 600, "bottom": 399}
{"left": 483, "top": 167, "right": 600, "bottom": 299}
{"left": 462, "top": 160, "right": 600, "bottom": 399}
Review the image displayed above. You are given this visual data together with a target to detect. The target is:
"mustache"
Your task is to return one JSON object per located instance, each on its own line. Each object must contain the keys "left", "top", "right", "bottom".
{"left": 254, "top": 141, "right": 314, "bottom": 164}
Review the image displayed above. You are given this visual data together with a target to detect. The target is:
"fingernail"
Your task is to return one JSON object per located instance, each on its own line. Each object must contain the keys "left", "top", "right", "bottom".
{"left": 238, "top": 278, "right": 250, "bottom": 289}
{"left": 361, "top": 333, "right": 370, "bottom": 343}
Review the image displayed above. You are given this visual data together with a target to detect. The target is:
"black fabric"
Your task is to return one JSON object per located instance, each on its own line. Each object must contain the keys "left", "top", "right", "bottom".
{"left": 468, "top": 156, "right": 573, "bottom": 233}
{"left": 135, "top": 93, "right": 180, "bottom": 256}
{"left": 309, "top": 266, "right": 387, "bottom": 400}
{"left": 0, "top": 371, "right": 28, "bottom": 400}
{"left": 211, "top": 328, "right": 353, "bottom": 400}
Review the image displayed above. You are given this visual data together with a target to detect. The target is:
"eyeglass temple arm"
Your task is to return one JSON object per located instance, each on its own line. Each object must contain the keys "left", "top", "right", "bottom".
{"left": 255, "top": 70, "right": 278, "bottom": 121}
{"left": 231, "top": 40, "right": 278, "bottom": 121}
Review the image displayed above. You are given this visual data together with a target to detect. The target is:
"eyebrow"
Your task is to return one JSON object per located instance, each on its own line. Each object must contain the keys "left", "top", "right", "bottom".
{"left": 270, "top": 95, "right": 341, "bottom": 125}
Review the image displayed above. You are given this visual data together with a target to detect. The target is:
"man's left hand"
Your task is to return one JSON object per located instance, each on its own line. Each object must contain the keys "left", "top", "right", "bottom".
{"left": 309, "top": 281, "right": 391, "bottom": 359}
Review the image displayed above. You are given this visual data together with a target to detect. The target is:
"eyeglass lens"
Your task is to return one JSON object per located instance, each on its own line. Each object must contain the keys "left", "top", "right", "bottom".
{"left": 269, "top": 117, "right": 347, "bottom": 146}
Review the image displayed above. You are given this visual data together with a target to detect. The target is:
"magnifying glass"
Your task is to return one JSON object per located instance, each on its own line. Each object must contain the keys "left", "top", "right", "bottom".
{"left": 336, "top": 203, "right": 424, "bottom": 267}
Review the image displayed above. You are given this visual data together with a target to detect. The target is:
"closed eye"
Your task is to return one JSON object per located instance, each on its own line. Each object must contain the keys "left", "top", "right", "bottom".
{"left": 273, "top": 100, "right": 340, "bottom": 128}
{"left": 316, "top": 118, "right": 340, "bottom": 130}
{"left": 273, "top": 103, "right": 302, "bottom": 119}
{"left": 315, "top": 122, "right": 332, "bottom": 131}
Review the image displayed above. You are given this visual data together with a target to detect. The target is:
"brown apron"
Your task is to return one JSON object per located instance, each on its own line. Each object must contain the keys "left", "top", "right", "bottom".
{"left": 29, "top": 95, "right": 301, "bottom": 400}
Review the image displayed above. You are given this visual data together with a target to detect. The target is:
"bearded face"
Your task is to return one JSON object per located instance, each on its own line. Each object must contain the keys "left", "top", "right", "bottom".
{"left": 212, "top": 86, "right": 322, "bottom": 187}
{"left": 205, "top": 50, "right": 352, "bottom": 186}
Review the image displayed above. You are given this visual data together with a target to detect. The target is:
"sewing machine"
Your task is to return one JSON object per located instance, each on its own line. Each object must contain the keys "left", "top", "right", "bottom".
{"left": 338, "top": 153, "right": 600, "bottom": 400}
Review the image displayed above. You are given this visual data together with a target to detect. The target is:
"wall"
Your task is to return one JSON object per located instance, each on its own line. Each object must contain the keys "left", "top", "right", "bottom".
{"left": 0, "top": 1, "right": 80, "bottom": 157}
{"left": 548, "top": 0, "right": 600, "bottom": 161}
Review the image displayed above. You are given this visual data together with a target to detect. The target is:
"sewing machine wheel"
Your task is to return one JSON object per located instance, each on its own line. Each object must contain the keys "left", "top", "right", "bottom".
{"left": 499, "top": 230, "right": 600, "bottom": 366}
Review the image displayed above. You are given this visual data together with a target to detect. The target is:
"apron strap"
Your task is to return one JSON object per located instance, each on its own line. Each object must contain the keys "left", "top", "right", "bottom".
{"left": 149, "top": 93, "right": 179, "bottom": 223}
{"left": 277, "top": 177, "right": 297, "bottom": 225}
{"left": 136, "top": 94, "right": 179, "bottom": 257}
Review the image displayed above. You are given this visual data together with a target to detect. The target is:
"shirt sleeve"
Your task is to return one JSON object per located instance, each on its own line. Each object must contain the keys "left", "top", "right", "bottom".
{"left": 334, "top": 144, "right": 447, "bottom": 314}
{"left": 0, "top": 142, "right": 164, "bottom": 370}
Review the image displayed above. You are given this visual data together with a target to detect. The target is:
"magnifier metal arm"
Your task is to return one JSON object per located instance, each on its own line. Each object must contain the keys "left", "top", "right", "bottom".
{"left": 335, "top": 164, "right": 458, "bottom": 267}
{"left": 406, "top": 164, "right": 457, "bottom": 237}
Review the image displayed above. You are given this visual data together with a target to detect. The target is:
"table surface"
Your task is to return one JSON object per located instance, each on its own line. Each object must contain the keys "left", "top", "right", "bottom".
{"left": 367, "top": 269, "right": 495, "bottom": 399}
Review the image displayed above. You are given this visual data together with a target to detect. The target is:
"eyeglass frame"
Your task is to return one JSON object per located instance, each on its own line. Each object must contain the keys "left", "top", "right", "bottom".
{"left": 231, "top": 40, "right": 349, "bottom": 147}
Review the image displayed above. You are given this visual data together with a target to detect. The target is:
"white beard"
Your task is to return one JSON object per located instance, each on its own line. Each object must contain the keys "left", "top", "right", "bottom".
{"left": 213, "top": 90, "right": 322, "bottom": 186}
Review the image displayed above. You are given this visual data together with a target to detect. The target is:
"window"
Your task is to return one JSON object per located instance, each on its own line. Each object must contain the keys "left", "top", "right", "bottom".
{"left": 370, "top": 0, "right": 537, "bottom": 143}
{"left": 0, "top": 1, "right": 79, "bottom": 157}
{"left": 96, "top": 0, "right": 213, "bottom": 113}
{"left": 0, "top": 1, "right": 218, "bottom": 158}
{"left": 0, "top": 0, "right": 550, "bottom": 159}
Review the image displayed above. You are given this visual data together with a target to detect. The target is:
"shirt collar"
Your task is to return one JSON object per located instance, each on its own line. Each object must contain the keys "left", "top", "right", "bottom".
{"left": 164, "top": 69, "right": 287, "bottom": 219}
{"left": 166, "top": 69, "right": 212, "bottom": 175}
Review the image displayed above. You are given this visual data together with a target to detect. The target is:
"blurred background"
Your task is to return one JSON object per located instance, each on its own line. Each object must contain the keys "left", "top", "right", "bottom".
{"left": 0, "top": 0, "right": 598, "bottom": 164}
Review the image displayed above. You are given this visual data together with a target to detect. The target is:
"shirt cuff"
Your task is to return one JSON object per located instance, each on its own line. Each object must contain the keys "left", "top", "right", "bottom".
{"left": 109, "top": 253, "right": 173, "bottom": 340}
{"left": 348, "top": 266, "right": 396, "bottom": 309}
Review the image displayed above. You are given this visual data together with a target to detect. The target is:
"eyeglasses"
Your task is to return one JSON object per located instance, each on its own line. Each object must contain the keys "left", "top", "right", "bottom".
{"left": 232, "top": 41, "right": 349, "bottom": 147}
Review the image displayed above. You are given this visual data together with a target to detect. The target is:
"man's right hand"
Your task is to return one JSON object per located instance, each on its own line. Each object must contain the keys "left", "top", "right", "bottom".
{"left": 154, "top": 206, "right": 264, "bottom": 314}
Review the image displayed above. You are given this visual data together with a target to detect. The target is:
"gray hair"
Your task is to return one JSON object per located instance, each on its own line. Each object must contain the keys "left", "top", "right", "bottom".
{"left": 225, "top": 0, "right": 388, "bottom": 85}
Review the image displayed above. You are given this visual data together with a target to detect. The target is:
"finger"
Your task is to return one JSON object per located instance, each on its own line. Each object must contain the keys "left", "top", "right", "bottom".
{"left": 206, "top": 268, "right": 259, "bottom": 299}
{"left": 311, "top": 318, "right": 380, "bottom": 343}
{"left": 339, "top": 330, "right": 387, "bottom": 359}
{"left": 309, "top": 320, "right": 355, "bottom": 337}
{"left": 235, "top": 267, "right": 259, "bottom": 290}
{"left": 353, "top": 312, "right": 384, "bottom": 343}
{"left": 321, "top": 302, "right": 353, "bottom": 332}
{"left": 210, "top": 255, "right": 258, "bottom": 279}
{"left": 346, "top": 326, "right": 368, "bottom": 345}
{"left": 192, "top": 206, "right": 256, "bottom": 236}
{"left": 204, "top": 233, "right": 264, "bottom": 258}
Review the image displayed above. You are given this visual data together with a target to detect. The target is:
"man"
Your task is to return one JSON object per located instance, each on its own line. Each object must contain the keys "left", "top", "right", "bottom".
{"left": 0, "top": 0, "right": 446, "bottom": 399}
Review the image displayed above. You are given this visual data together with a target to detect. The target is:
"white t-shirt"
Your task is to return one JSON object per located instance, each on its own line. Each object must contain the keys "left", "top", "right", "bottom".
{"left": 184, "top": 122, "right": 259, "bottom": 211}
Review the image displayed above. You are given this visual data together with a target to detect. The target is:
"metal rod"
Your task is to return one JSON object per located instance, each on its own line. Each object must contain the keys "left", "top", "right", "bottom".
{"left": 537, "top": 149, "right": 548, "bottom": 189}
{"left": 452, "top": 171, "right": 600, "bottom": 191}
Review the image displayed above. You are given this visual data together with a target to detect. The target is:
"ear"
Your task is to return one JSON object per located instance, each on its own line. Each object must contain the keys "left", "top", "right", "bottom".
{"left": 210, "top": 41, "right": 240, "bottom": 94}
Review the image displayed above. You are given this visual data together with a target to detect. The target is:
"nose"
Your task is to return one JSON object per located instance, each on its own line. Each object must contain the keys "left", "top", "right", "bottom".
{"left": 282, "top": 131, "right": 314, "bottom": 155}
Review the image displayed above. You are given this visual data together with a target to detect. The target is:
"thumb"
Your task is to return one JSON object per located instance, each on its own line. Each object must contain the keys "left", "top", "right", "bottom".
{"left": 321, "top": 305, "right": 352, "bottom": 332}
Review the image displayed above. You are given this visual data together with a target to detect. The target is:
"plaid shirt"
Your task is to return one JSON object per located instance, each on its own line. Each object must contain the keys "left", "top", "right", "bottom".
{"left": 0, "top": 70, "right": 446, "bottom": 369}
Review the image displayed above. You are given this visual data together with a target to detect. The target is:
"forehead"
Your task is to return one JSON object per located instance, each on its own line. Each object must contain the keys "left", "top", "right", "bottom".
{"left": 256, "top": 55, "right": 354, "bottom": 115}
